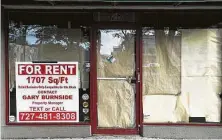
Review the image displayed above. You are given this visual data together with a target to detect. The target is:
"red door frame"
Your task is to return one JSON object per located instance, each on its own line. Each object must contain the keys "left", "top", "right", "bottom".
{"left": 90, "top": 24, "right": 143, "bottom": 135}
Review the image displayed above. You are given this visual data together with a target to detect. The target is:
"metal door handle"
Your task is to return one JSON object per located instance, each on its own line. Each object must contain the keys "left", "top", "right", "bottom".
{"left": 97, "top": 77, "right": 128, "bottom": 80}
{"left": 97, "top": 77, "right": 136, "bottom": 84}
{"left": 137, "top": 72, "right": 140, "bottom": 83}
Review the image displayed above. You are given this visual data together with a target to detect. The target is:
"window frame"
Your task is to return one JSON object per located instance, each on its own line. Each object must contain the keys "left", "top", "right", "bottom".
{"left": 141, "top": 27, "right": 222, "bottom": 127}
{"left": 5, "top": 11, "right": 92, "bottom": 125}
{"left": 4, "top": 10, "right": 222, "bottom": 127}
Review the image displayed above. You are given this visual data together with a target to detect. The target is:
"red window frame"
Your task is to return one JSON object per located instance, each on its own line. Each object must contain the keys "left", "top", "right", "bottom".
{"left": 4, "top": 10, "right": 222, "bottom": 129}
{"left": 90, "top": 24, "right": 143, "bottom": 135}
{"left": 4, "top": 13, "right": 91, "bottom": 126}
{"left": 140, "top": 27, "right": 222, "bottom": 127}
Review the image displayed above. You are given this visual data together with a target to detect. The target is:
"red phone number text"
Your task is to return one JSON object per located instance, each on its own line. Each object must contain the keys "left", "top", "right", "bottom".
{"left": 19, "top": 112, "right": 76, "bottom": 121}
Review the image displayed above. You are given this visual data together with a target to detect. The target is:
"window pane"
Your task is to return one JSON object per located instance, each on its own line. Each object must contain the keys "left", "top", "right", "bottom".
{"left": 8, "top": 21, "right": 90, "bottom": 123}
{"left": 142, "top": 29, "right": 181, "bottom": 123}
{"left": 96, "top": 30, "right": 136, "bottom": 128}
{"left": 142, "top": 28, "right": 222, "bottom": 123}
{"left": 181, "top": 29, "right": 221, "bottom": 123}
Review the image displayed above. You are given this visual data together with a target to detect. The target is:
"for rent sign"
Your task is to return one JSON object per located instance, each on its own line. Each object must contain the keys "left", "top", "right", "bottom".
{"left": 15, "top": 62, "right": 79, "bottom": 122}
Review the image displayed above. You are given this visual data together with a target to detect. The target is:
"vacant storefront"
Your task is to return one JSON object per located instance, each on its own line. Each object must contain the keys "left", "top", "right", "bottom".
{"left": 1, "top": 0, "right": 222, "bottom": 139}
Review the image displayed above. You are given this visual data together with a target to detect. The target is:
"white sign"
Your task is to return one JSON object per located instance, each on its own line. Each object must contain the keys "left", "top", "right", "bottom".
{"left": 16, "top": 62, "right": 79, "bottom": 122}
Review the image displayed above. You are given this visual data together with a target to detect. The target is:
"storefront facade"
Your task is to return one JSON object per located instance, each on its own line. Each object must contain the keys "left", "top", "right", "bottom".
{"left": 1, "top": 0, "right": 222, "bottom": 139}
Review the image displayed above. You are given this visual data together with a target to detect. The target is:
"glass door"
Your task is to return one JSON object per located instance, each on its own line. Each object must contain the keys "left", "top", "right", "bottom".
{"left": 93, "top": 29, "right": 139, "bottom": 134}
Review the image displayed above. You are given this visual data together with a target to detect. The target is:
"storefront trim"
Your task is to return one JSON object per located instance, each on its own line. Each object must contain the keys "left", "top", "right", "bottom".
{"left": 90, "top": 27, "right": 96, "bottom": 134}
{"left": 5, "top": 10, "right": 10, "bottom": 125}
{"left": 3, "top": 5, "right": 222, "bottom": 10}
{"left": 2, "top": 7, "right": 222, "bottom": 139}
{"left": 4, "top": 9, "right": 91, "bottom": 126}
{"left": 139, "top": 28, "right": 143, "bottom": 135}
{"left": 5, "top": 123, "right": 91, "bottom": 126}
{"left": 93, "top": 128, "right": 138, "bottom": 135}
{"left": 90, "top": 25, "right": 142, "bottom": 135}
{"left": 143, "top": 123, "right": 222, "bottom": 126}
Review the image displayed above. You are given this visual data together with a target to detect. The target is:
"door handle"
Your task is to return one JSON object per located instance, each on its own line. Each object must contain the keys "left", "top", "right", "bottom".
{"left": 137, "top": 72, "right": 140, "bottom": 83}
{"left": 97, "top": 77, "right": 136, "bottom": 84}
{"left": 97, "top": 77, "right": 127, "bottom": 80}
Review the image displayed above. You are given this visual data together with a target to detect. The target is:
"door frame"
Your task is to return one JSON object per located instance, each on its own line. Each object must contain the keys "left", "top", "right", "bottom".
{"left": 90, "top": 24, "right": 143, "bottom": 135}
